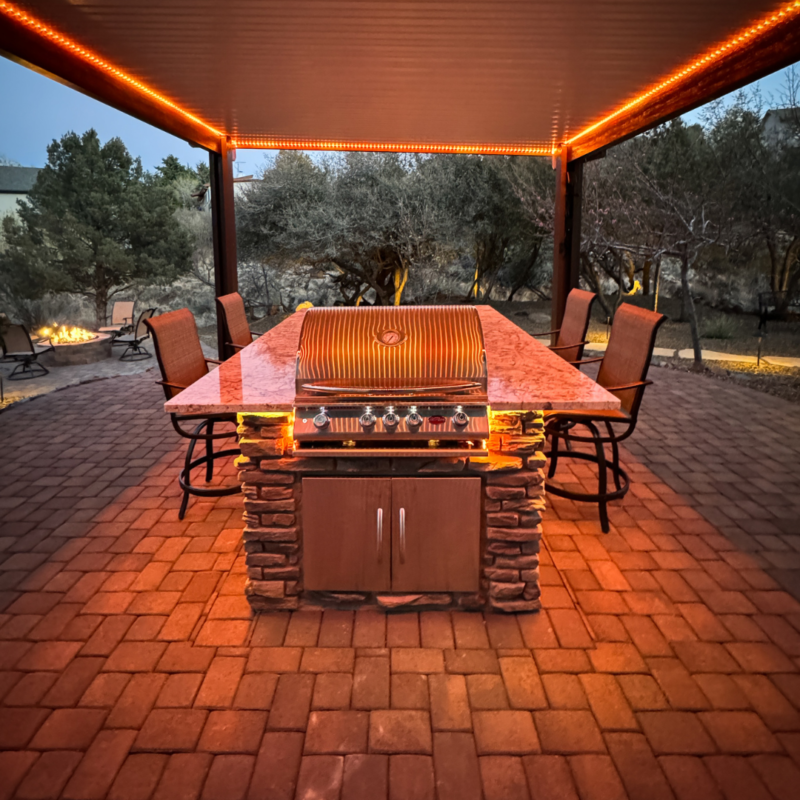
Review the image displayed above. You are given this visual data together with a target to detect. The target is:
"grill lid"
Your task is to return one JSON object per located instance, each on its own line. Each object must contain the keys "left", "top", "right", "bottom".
{"left": 295, "top": 306, "right": 487, "bottom": 398}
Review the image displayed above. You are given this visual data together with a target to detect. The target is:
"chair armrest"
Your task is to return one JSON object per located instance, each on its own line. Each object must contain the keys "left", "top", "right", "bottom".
{"left": 226, "top": 343, "right": 246, "bottom": 351}
{"left": 157, "top": 380, "right": 188, "bottom": 391}
{"left": 533, "top": 328, "right": 560, "bottom": 337}
{"left": 570, "top": 356, "right": 604, "bottom": 365}
{"left": 250, "top": 330, "right": 259, "bottom": 340}
{"left": 549, "top": 341, "right": 588, "bottom": 352}
{"left": 603, "top": 380, "right": 653, "bottom": 393}
{"left": 204, "top": 358, "right": 223, "bottom": 365}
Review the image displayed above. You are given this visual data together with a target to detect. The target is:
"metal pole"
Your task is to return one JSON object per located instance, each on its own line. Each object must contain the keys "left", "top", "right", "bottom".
{"left": 210, "top": 137, "right": 239, "bottom": 361}
{"left": 551, "top": 148, "right": 583, "bottom": 340}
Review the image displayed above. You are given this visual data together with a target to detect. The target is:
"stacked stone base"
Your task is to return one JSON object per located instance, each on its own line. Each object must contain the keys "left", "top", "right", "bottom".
{"left": 237, "top": 409, "right": 545, "bottom": 613}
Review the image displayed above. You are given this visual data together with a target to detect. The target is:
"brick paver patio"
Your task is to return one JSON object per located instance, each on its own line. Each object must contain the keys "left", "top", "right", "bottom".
{"left": 1, "top": 367, "right": 799, "bottom": 800}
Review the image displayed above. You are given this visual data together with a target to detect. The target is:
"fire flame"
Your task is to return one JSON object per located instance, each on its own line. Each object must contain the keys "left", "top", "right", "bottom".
{"left": 39, "top": 325, "right": 96, "bottom": 344}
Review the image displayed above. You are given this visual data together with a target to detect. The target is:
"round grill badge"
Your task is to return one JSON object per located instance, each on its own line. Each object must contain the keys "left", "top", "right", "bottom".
{"left": 376, "top": 328, "right": 406, "bottom": 346}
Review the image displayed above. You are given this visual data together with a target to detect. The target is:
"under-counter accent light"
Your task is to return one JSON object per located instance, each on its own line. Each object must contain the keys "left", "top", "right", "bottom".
{"left": 566, "top": 0, "right": 800, "bottom": 147}
{"left": 0, "top": 0, "right": 224, "bottom": 141}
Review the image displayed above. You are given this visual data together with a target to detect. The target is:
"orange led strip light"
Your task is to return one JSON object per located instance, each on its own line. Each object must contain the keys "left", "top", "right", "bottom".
{"left": 232, "top": 137, "right": 554, "bottom": 156}
{"left": 0, "top": 0, "right": 224, "bottom": 141}
{"left": 566, "top": 0, "right": 800, "bottom": 147}
{"left": 4, "top": 0, "right": 800, "bottom": 157}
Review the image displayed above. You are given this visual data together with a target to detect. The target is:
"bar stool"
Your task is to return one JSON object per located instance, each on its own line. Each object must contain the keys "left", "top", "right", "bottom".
{"left": 216, "top": 292, "right": 260, "bottom": 353}
{"left": 534, "top": 288, "right": 597, "bottom": 365}
{"left": 544, "top": 303, "right": 666, "bottom": 532}
{"left": 145, "top": 308, "right": 240, "bottom": 519}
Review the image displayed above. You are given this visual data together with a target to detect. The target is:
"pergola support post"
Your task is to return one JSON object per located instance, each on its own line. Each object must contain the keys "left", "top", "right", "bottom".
{"left": 551, "top": 148, "right": 583, "bottom": 334}
{"left": 210, "top": 138, "right": 238, "bottom": 360}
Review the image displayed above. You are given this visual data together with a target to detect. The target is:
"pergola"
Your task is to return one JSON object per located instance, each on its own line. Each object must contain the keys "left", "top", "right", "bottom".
{"left": 2, "top": 0, "right": 800, "bottom": 356}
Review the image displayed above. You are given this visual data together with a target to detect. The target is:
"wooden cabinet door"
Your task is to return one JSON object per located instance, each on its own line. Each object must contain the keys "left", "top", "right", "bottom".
{"left": 303, "top": 478, "right": 391, "bottom": 591}
{"left": 391, "top": 478, "right": 481, "bottom": 592}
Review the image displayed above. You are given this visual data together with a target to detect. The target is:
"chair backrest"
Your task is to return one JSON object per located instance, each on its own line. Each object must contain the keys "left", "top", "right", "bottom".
{"left": 597, "top": 303, "right": 666, "bottom": 417}
{"left": 555, "top": 288, "right": 596, "bottom": 362}
{"left": 145, "top": 308, "right": 208, "bottom": 400}
{"left": 216, "top": 292, "right": 252, "bottom": 350}
{"left": 111, "top": 301, "right": 135, "bottom": 326}
{"left": 1, "top": 324, "right": 33, "bottom": 356}
{"left": 134, "top": 308, "right": 156, "bottom": 339}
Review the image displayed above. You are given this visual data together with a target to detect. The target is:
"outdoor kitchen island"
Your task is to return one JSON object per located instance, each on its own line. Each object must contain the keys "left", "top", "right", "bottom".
{"left": 165, "top": 306, "right": 618, "bottom": 613}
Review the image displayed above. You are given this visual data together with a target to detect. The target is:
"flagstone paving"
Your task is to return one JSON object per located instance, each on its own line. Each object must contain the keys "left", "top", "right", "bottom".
{"left": 0, "top": 367, "right": 799, "bottom": 800}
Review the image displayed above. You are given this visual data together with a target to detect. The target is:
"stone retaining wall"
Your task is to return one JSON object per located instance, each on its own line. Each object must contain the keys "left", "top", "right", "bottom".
{"left": 236, "top": 409, "right": 545, "bottom": 613}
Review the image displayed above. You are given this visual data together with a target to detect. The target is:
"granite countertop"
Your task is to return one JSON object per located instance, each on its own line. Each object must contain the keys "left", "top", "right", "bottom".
{"left": 164, "top": 306, "right": 620, "bottom": 414}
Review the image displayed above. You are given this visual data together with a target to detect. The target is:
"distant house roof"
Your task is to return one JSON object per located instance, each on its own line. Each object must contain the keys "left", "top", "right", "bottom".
{"left": 0, "top": 166, "right": 40, "bottom": 194}
{"left": 763, "top": 108, "right": 800, "bottom": 125}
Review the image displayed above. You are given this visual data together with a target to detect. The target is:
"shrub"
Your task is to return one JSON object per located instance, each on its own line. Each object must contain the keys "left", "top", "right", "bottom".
{"left": 700, "top": 315, "right": 737, "bottom": 339}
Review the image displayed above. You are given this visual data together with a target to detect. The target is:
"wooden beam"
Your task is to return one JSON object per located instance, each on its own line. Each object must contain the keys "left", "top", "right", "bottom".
{"left": 0, "top": 13, "right": 220, "bottom": 152}
{"left": 569, "top": 16, "right": 800, "bottom": 161}
{"left": 551, "top": 149, "right": 583, "bottom": 333}
{"left": 210, "top": 140, "right": 239, "bottom": 360}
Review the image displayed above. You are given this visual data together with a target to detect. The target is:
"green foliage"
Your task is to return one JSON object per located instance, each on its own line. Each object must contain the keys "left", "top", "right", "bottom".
{"left": 0, "top": 130, "right": 193, "bottom": 326}
{"left": 700, "top": 315, "right": 736, "bottom": 340}
{"left": 237, "top": 151, "right": 548, "bottom": 305}
{"left": 155, "top": 154, "right": 209, "bottom": 188}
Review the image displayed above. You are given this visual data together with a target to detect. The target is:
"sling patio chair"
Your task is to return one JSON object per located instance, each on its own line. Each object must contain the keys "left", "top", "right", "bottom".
{"left": 98, "top": 300, "right": 135, "bottom": 343}
{"left": 145, "top": 307, "right": 240, "bottom": 520}
{"left": 216, "top": 292, "right": 260, "bottom": 354}
{"left": 1, "top": 324, "right": 54, "bottom": 380}
{"left": 117, "top": 308, "right": 157, "bottom": 361}
{"left": 534, "top": 287, "right": 597, "bottom": 365}
{"left": 544, "top": 303, "right": 666, "bottom": 533}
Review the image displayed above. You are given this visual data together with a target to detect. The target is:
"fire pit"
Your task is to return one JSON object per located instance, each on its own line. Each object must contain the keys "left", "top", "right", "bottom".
{"left": 38, "top": 325, "right": 113, "bottom": 366}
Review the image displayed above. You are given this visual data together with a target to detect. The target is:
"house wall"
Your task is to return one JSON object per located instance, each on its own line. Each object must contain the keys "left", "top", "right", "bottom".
{"left": 0, "top": 192, "right": 24, "bottom": 220}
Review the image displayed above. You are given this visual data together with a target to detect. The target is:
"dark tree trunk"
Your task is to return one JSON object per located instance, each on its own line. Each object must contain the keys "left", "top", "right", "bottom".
{"left": 680, "top": 252, "right": 703, "bottom": 371}
{"left": 580, "top": 253, "right": 614, "bottom": 319}
{"left": 507, "top": 241, "right": 542, "bottom": 301}
{"left": 95, "top": 288, "right": 108, "bottom": 328}
{"left": 653, "top": 257, "right": 662, "bottom": 313}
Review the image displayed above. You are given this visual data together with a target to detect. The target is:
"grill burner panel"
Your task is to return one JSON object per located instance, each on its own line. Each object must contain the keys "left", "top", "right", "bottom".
{"left": 294, "top": 405, "right": 489, "bottom": 440}
{"left": 293, "top": 306, "right": 489, "bottom": 456}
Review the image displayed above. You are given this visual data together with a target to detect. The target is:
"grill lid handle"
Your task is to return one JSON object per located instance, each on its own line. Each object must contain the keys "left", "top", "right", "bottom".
{"left": 299, "top": 382, "right": 484, "bottom": 395}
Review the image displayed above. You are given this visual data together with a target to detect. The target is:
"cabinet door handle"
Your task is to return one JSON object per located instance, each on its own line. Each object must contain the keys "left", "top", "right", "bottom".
{"left": 399, "top": 507, "right": 406, "bottom": 563}
{"left": 376, "top": 508, "right": 383, "bottom": 561}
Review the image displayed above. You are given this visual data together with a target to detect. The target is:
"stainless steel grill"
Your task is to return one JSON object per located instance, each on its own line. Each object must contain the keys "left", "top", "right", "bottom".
{"left": 293, "top": 306, "right": 490, "bottom": 456}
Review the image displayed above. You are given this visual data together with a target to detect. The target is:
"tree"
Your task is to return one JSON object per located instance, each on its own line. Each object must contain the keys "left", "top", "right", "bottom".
{"left": 705, "top": 86, "right": 800, "bottom": 314}
{"left": 504, "top": 156, "right": 556, "bottom": 300}
{"left": 237, "top": 151, "right": 460, "bottom": 306}
{"left": 0, "top": 130, "right": 193, "bottom": 326}
{"left": 582, "top": 120, "right": 729, "bottom": 369}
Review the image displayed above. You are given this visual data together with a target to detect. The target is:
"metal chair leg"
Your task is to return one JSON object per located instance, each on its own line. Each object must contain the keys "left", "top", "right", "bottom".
{"left": 179, "top": 420, "right": 205, "bottom": 520}
{"left": 606, "top": 421, "right": 623, "bottom": 492}
{"left": 587, "top": 421, "right": 610, "bottom": 532}
{"left": 205, "top": 420, "right": 215, "bottom": 482}
{"left": 8, "top": 358, "right": 49, "bottom": 381}
{"left": 548, "top": 427, "right": 561, "bottom": 478}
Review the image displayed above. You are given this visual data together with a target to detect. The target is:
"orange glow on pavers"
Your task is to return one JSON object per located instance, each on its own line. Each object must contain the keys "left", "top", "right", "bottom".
{"left": 566, "top": 0, "right": 800, "bottom": 148}
{"left": 0, "top": 0, "right": 224, "bottom": 142}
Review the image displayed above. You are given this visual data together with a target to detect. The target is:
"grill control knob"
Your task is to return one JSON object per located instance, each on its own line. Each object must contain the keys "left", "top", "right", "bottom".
{"left": 313, "top": 408, "right": 331, "bottom": 429}
{"left": 406, "top": 409, "right": 423, "bottom": 428}
{"left": 452, "top": 408, "right": 470, "bottom": 427}
{"left": 382, "top": 407, "right": 400, "bottom": 429}
{"left": 359, "top": 408, "right": 377, "bottom": 428}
